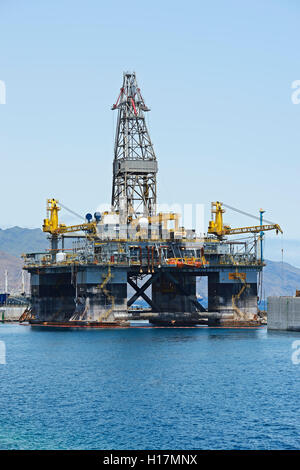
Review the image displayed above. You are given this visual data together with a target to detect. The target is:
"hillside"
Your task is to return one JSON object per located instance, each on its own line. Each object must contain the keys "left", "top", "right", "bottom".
{"left": 0, "top": 227, "right": 47, "bottom": 257}
{"left": 263, "top": 260, "right": 300, "bottom": 296}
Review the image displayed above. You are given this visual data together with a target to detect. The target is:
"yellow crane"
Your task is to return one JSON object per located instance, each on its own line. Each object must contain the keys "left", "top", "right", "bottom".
{"left": 208, "top": 201, "right": 283, "bottom": 238}
{"left": 43, "top": 199, "right": 97, "bottom": 236}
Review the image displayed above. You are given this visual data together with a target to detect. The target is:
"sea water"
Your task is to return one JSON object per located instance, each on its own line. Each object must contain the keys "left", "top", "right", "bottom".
{"left": 0, "top": 324, "right": 299, "bottom": 450}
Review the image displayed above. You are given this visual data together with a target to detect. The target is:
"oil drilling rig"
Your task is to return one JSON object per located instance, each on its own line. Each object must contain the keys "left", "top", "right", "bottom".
{"left": 23, "top": 72, "right": 282, "bottom": 327}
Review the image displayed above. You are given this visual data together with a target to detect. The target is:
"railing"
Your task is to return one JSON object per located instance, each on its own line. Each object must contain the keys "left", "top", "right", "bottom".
{"left": 23, "top": 250, "right": 261, "bottom": 269}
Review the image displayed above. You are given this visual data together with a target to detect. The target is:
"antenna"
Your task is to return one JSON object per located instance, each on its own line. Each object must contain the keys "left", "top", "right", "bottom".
{"left": 4, "top": 270, "right": 8, "bottom": 294}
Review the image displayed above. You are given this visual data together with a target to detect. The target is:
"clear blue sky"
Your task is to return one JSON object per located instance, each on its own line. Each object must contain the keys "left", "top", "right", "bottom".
{"left": 0, "top": 1, "right": 299, "bottom": 260}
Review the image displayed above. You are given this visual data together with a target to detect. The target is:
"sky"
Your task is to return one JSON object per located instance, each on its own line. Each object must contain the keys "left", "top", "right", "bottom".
{"left": 0, "top": 1, "right": 300, "bottom": 263}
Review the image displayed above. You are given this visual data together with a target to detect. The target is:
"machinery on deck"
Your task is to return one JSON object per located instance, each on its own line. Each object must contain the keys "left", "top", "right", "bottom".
{"left": 23, "top": 72, "right": 282, "bottom": 327}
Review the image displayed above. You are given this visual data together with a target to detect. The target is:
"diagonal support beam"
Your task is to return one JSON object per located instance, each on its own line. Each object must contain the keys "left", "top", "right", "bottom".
{"left": 127, "top": 273, "right": 159, "bottom": 309}
{"left": 129, "top": 286, "right": 157, "bottom": 311}
{"left": 164, "top": 271, "right": 207, "bottom": 312}
{"left": 128, "top": 277, "right": 155, "bottom": 308}
{"left": 128, "top": 277, "right": 158, "bottom": 311}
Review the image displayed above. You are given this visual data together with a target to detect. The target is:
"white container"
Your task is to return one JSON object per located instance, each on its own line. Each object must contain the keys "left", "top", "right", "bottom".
{"left": 139, "top": 217, "right": 148, "bottom": 227}
{"left": 56, "top": 252, "right": 66, "bottom": 263}
{"left": 103, "top": 214, "right": 120, "bottom": 225}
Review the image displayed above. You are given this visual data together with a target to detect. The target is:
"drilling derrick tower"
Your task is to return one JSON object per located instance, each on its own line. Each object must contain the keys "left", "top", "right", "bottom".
{"left": 111, "top": 72, "right": 157, "bottom": 221}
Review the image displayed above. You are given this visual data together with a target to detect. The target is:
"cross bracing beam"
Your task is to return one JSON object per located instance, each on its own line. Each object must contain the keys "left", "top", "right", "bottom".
{"left": 127, "top": 273, "right": 159, "bottom": 310}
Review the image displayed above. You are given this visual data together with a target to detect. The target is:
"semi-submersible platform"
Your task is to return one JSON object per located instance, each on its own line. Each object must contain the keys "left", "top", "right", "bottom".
{"left": 23, "top": 72, "right": 282, "bottom": 328}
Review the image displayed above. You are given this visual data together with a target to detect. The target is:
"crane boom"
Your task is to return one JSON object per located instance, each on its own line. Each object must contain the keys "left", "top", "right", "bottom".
{"left": 208, "top": 201, "right": 282, "bottom": 237}
{"left": 53, "top": 222, "right": 96, "bottom": 235}
{"left": 224, "top": 223, "right": 282, "bottom": 236}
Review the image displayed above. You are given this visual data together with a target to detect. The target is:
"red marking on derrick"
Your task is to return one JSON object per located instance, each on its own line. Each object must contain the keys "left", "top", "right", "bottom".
{"left": 131, "top": 98, "right": 137, "bottom": 115}
{"left": 113, "top": 87, "right": 124, "bottom": 109}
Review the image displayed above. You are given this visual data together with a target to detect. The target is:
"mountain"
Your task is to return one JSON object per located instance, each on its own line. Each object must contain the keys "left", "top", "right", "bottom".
{"left": 263, "top": 260, "right": 300, "bottom": 297}
{"left": 263, "top": 238, "right": 300, "bottom": 269}
{"left": 0, "top": 227, "right": 48, "bottom": 257}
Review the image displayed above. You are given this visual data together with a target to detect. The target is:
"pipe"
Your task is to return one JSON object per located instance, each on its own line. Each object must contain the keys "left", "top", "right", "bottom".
{"left": 260, "top": 209, "right": 265, "bottom": 264}
{"left": 147, "top": 246, "right": 150, "bottom": 273}
{"left": 151, "top": 246, "right": 154, "bottom": 273}
{"left": 139, "top": 246, "right": 143, "bottom": 273}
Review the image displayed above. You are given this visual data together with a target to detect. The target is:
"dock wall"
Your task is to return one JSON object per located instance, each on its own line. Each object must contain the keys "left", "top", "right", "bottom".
{"left": 267, "top": 296, "right": 300, "bottom": 331}
{"left": 0, "top": 306, "right": 26, "bottom": 321}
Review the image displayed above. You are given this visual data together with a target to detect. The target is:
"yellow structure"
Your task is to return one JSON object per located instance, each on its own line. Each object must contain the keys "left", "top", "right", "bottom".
{"left": 43, "top": 199, "right": 60, "bottom": 233}
{"left": 43, "top": 199, "right": 96, "bottom": 236}
{"left": 42, "top": 198, "right": 282, "bottom": 244}
{"left": 208, "top": 201, "right": 282, "bottom": 238}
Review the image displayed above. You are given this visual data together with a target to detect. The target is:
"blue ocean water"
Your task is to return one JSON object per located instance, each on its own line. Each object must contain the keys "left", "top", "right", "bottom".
{"left": 0, "top": 324, "right": 299, "bottom": 450}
